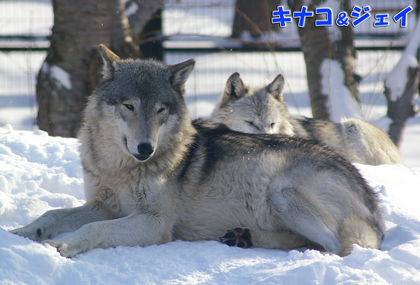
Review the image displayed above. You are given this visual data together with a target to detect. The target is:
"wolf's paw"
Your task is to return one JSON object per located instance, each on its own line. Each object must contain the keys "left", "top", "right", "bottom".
{"left": 44, "top": 239, "right": 79, "bottom": 258}
{"left": 9, "top": 226, "right": 51, "bottom": 242}
{"left": 220, "top": 228, "right": 253, "bottom": 248}
{"left": 9, "top": 211, "right": 58, "bottom": 242}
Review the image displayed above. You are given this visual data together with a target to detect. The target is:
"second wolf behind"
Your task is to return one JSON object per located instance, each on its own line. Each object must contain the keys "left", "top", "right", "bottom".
{"left": 211, "top": 73, "right": 404, "bottom": 165}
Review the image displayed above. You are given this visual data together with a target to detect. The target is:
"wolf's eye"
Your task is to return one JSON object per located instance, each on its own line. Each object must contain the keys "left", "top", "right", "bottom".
{"left": 245, "top": 121, "right": 255, "bottom": 127}
{"left": 124, "top": 104, "right": 134, "bottom": 111}
{"left": 157, "top": 107, "right": 166, "bottom": 114}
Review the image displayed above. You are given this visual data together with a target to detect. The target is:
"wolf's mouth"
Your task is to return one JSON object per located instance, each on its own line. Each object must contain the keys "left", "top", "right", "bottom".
{"left": 133, "top": 154, "right": 151, "bottom": 162}
{"left": 123, "top": 136, "right": 154, "bottom": 162}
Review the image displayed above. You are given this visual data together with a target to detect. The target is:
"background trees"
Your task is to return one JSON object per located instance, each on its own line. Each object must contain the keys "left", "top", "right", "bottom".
{"left": 288, "top": 0, "right": 361, "bottom": 121}
{"left": 33, "top": 0, "right": 419, "bottom": 145}
{"left": 286, "top": 0, "right": 419, "bottom": 146}
{"left": 383, "top": 19, "right": 420, "bottom": 147}
{"left": 231, "top": 0, "right": 280, "bottom": 38}
{"left": 36, "top": 0, "right": 165, "bottom": 137}
{"left": 37, "top": 0, "right": 139, "bottom": 137}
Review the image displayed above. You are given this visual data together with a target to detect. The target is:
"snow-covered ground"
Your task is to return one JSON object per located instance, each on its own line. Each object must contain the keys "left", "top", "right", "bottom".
{"left": 1, "top": 1, "right": 420, "bottom": 284}
{"left": 0, "top": 126, "right": 419, "bottom": 284}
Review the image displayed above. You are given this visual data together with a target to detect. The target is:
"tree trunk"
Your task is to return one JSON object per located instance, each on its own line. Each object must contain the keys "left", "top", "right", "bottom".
{"left": 288, "top": 0, "right": 360, "bottom": 121}
{"left": 385, "top": 66, "right": 419, "bottom": 147}
{"left": 37, "top": 0, "right": 139, "bottom": 137}
{"left": 384, "top": 19, "right": 420, "bottom": 147}
{"left": 232, "top": 0, "right": 280, "bottom": 38}
{"left": 138, "top": 9, "right": 163, "bottom": 60}
{"left": 125, "top": 0, "right": 164, "bottom": 44}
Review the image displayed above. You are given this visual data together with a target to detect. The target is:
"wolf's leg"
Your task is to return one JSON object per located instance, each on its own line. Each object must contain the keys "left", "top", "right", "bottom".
{"left": 220, "top": 228, "right": 306, "bottom": 249}
{"left": 269, "top": 186, "right": 343, "bottom": 254}
{"left": 9, "top": 203, "right": 113, "bottom": 242}
{"left": 270, "top": 182, "right": 383, "bottom": 256}
{"left": 44, "top": 212, "right": 171, "bottom": 257}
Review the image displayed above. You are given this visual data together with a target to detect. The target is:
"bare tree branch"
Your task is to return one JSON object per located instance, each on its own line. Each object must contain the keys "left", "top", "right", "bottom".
{"left": 126, "top": 0, "right": 165, "bottom": 43}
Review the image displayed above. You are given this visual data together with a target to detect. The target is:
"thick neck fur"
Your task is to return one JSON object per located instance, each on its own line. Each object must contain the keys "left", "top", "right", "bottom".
{"left": 78, "top": 95, "right": 197, "bottom": 179}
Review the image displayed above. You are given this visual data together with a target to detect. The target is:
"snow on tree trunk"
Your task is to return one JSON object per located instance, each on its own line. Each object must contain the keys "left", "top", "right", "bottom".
{"left": 288, "top": 0, "right": 361, "bottom": 122}
{"left": 383, "top": 18, "right": 420, "bottom": 148}
{"left": 320, "top": 59, "right": 363, "bottom": 122}
{"left": 37, "top": 0, "right": 139, "bottom": 137}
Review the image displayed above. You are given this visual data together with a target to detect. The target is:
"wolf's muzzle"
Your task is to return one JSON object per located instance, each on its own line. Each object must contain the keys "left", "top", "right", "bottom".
{"left": 136, "top": 142, "right": 154, "bottom": 161}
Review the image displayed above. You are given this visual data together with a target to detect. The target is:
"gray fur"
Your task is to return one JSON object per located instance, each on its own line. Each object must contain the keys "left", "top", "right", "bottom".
{"left": 10, "top": 46, "right": 385, "bottom": 257}
{"left": 211, "top": 73, "right": 404, "bottom": 165}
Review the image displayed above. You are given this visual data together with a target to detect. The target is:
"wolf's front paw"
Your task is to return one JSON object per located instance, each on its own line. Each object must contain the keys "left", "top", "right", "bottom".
{"left": 9, "top": 226, "right": 51, "bottom": 242}
{"left": 9, "top": 211, "right": 58, "bottom": 242}
{"left": 220, "top": 228, "right": 253, "bottom": 248}
{"left": 45, "top": 239, "right": 79, "bottom": 258}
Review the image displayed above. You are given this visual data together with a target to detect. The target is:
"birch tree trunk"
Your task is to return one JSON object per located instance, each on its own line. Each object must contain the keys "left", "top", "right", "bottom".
{"left": 37, "top": 0, "right": 139, "bottom": 137}
{"left": 288, "top": 0, "right": 361, "bottom": 121}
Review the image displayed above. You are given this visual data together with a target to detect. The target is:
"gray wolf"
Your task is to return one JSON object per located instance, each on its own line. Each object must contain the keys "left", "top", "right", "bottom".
{"left": 10, "top": 45, "right": 385, "bottom": 258}
{"left": 211, "top": 72, "right": 404, "bottom": 165}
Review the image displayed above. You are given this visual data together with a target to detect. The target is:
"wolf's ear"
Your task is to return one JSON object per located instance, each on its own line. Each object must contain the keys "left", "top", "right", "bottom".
{"left": 266, "top": 74, "right": 285, "bottom": 102}
{"left": 169, "top": 58, "right": 195, "bottom": 95}
{"left": 99, "top": 44, "right": 121, "bottom": 80}
{"left": 220, "top": 72, "right": 248, "bottom": 105}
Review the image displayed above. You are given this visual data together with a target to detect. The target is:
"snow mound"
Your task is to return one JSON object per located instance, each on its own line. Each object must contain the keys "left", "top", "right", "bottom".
{"left": 1, "top": 126, "right": 420, "bottom": 284}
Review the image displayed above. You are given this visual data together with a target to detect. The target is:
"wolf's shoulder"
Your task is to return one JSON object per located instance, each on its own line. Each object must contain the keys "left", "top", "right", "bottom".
{"left": 183, "top": 119, "right": 358, "bottom": 181}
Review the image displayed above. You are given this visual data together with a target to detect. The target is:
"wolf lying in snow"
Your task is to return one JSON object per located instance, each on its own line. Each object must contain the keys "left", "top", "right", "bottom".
{"left": 211, "top": 72, "right": 404, "bottom": 165}
{"left": 11, "top": 45, "right": 385, "bottom": 258}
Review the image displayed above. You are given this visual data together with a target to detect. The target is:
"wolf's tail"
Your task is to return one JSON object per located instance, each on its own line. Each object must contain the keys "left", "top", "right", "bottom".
{"left": 337, "top": 215, "right": 384, "bottom": 256}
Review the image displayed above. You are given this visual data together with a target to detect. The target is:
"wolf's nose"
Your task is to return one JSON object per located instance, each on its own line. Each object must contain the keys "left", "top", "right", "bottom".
{"left": 137, "top": 142, "right": 154, "bottom": 158}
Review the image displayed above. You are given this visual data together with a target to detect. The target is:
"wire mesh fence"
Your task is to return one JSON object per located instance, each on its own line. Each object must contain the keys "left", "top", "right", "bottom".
{"left": 0, "top": 0, "right": 417, "bottom": 130}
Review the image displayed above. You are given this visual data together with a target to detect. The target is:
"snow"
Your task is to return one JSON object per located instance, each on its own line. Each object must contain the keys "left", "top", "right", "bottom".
{"left": 125, "top": 1, "right": 139, "bottom": 18}
{"left": 384, "top": 17, "right": 420, "bottom": 101}
{"left": 0, "top": 0, "right": 53, "bottom": 36}
{"left": 320, "top": 59, "right": 363, "bottom": 122}
{"left": 319, "top": 0, "right": 342, "bottom": 41}
{"left": 1, "top": 125, "right": 420, "bottom": 284}
{"left": 0, "top": 50, "right": 45, "bottom": 131}
{"left": 163, "top": 0, "right": 235, "bottom": 37}
{"left": 371, "top": 115, "right": 394, "bottom": 133}
{"left": 1, "top": 1, "right": 420, "bottom": 282}
{"left": 49, "top": 65, "right": 72, "bottom": 90}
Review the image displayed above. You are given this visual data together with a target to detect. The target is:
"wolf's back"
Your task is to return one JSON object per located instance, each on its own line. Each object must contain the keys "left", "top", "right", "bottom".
{"left": 184, "top": 119, "right": 385, "bottom": 254}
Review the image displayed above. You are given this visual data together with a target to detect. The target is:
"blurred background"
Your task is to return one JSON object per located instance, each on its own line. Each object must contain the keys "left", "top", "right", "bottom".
{"left": 0, "top": 0, "right": 419, "bottom": 166}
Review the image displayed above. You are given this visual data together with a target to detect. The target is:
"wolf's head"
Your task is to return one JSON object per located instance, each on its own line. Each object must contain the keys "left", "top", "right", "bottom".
{"left": 90, "top": 45, "right": 195, "bottom": 163}
{"left": 211, "top": 73, "right": 293, "bottom": 135}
